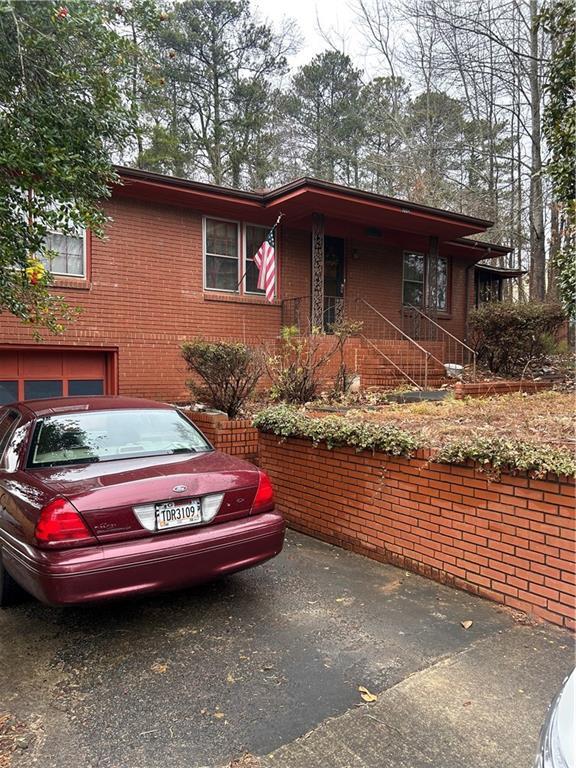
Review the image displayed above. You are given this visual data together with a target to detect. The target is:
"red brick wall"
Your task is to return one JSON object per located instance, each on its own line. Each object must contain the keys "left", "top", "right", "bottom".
{"left": 0, "top": 196, "right": 473, "bottom": 401}
{"left": 259, "top": 434, "right": 576, "bottom": 629}
{"left": 345, "top": 235, "right": 473, "bottom": 341}
{"left": 0, "top": 198, "right": 283, "bottom": 402}
{"left": 188, "top": 411, "right": 259, "bottom": 462}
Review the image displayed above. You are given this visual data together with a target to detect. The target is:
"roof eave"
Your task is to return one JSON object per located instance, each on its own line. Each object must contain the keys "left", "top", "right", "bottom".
{"left": 113, "top": 167, "right": 496, "bottom": 233}
{"left": 265, "top": 177, "right": 495, "bottom": 230}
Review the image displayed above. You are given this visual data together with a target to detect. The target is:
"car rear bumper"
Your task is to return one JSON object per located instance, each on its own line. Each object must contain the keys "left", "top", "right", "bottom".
{"left": 3, "top": 512, "right": 285, "bottom": 605}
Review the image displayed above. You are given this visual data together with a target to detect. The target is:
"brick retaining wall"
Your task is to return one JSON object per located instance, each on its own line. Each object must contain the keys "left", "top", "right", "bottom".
{"left": 454, "top": 380, "right": 552, "bottom": 399}
{"left": 188, "top": 411, "right": 259, "bottom": 462}
{"left": 259, "top": 434, "right": 576, "bottom": 629}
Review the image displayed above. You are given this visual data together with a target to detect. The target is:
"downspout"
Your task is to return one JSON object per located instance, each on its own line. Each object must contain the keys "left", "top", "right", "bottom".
{"left": 464, "top": 263, "right": 475, "bottom": 345}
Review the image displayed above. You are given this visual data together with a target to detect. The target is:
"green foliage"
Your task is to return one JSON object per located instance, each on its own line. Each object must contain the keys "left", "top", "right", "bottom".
{"left": 181, "top": 339, "right": 262, "bottom": 418}
{"left": 253, "top": 405, "right": 421, "bottom": 456}
{"left": 265, "top": 325, "right": 337, "bottom": 404}
{"left": 253, "top": 404, "right": 576, "bottom": 478}
{"left": 287, "top": 51, "right": 364, "bottom": 183}
{"left": 105, "top": 0, "right": 167, "bottom": 170}
{"left": 552, "top": 239, "right": 576, "bottom": 319}
{"left": 0, "top": 0, "right": 132, "bottom": 333}
{"left": 139, "top": 0, "right": 292, "bottom": 186}
{"left": 468, "top": 302, "right": 566, "bottom": 375}
{"left": 436, "top": 437, "right": 576, "bottom": 479}
{"left": 540, "top": 0, "right": 576, "bottom": 317}
{"left": 540, "top": 1, "right": 576, "bottom": 205}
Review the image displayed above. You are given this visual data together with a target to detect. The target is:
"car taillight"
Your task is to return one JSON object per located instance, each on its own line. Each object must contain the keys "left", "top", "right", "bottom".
{"left": 35, "top": 497, "right": 96, "bottom": 549}
{"left": 251, "top": 471, "right": 275, "bottom": 514}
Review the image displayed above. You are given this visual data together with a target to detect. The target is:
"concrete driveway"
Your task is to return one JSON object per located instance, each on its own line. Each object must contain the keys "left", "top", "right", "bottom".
{"left": 0, "top": 531, "right": 573, "bottom": 768}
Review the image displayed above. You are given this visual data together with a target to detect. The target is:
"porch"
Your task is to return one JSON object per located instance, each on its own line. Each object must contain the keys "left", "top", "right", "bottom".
{"left": 276, "top": 220, "right": 512, "bottom": 389}
{"left": 259, "top": 182, "right": 513, "bottom": 390}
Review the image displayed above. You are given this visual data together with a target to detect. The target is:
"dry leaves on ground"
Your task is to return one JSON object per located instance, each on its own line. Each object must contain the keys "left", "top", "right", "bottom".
{"left": 358, "top": 686, "right": 378, "bottom": 703}
{"left": 350, "top": 391, "right": 575, "bottom": 450}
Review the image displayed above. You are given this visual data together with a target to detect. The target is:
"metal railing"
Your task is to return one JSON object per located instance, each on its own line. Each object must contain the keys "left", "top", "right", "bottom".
{"left": 281, "top": 295, "right": 310, "bottom": 334}
{"left": 402, "top": 304, "right": 477, "bottom": 381}
{"left": 352, "top": 298, "right": 435, "bottom": 389}
{"left": 280, "top": 295, "right": 344, "bottom": 334}
{"left": 279, "top": 296, "right": 463, "bottom": 389}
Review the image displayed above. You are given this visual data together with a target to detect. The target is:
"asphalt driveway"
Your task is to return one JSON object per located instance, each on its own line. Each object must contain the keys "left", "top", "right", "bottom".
{"left": 0, "top": 531, "right": 573, "bottom": 768}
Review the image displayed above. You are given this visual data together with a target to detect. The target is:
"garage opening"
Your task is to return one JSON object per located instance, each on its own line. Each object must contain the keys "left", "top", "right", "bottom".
{"left": 0, "top": 348, "right": 116, "bottom": 405}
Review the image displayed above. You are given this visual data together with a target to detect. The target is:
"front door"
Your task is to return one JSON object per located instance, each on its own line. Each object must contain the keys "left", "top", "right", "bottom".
{"left": 323, "top": 236, "right": 345, "bottom": 330}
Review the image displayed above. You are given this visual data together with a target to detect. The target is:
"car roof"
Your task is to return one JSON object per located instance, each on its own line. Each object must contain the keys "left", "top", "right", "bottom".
{"left": 9, "top": 396, "right": 174, "bottom": 418}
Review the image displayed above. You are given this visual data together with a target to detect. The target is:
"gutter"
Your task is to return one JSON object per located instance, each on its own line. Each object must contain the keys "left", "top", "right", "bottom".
{"left": 114, "top": 166, "right": 496, "bottom": 230}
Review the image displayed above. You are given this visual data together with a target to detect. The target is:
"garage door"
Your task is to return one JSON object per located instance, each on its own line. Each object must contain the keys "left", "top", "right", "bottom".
{"left": 0, "top": 349, "right": 113, "bottom": 405}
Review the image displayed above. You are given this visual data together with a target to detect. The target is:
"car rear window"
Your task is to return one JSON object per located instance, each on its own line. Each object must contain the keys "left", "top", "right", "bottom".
{"left": 27, "top": 408, "right": 211, "bottom": 468}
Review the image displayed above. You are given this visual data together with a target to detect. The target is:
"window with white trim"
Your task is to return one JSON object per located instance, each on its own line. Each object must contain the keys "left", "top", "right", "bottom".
{"left": 204, "top": 218, "right": 240, "bottom": 291}
{"left": 41, "top": 229, "right": 86, "bottom": 277}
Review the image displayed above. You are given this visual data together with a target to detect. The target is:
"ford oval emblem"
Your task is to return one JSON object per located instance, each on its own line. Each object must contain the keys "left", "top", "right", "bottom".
{"left": 173, "top": 485, "right": 188, "bottom": 493}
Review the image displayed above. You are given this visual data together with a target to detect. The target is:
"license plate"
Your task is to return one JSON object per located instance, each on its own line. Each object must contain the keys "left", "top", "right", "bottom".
{"left": 155, "top": 499, "right": 201, "bottom": 530}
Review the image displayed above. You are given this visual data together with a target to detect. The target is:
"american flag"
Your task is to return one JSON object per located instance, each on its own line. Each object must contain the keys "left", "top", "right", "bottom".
{"left": 253, "top": 226, "right": 277, "bottom": 302}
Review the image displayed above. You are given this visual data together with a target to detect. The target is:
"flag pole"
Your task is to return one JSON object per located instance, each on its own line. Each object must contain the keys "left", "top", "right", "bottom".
{"left": 235, "top": 212, "right": 284, "bottom": 291}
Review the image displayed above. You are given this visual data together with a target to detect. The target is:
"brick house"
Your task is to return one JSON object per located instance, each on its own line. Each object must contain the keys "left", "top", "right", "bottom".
{"left": 0, "top": 167, "right": 517, "bottom": 404}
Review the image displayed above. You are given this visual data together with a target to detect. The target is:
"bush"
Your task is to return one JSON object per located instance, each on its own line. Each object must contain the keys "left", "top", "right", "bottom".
{"left": 265, "top": 326, "right": 337, "bottom": 404}
{"left": 181, "top": 340, "right": 262, "bottom": 418}
{"left": 468, "top": 302, "right": 566, "bottom": 375}
{"left": 329, "top": 319, "right": 364, "bottom": 395}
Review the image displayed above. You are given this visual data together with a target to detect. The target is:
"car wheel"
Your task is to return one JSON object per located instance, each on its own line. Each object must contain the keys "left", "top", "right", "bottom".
{"left": 0, "top": 552, "right": 22, "bottom": 607}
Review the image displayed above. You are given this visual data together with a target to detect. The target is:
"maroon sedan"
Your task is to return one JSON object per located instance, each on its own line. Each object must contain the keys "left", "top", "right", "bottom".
{"left": 0, "top": 397, "right": 285, "bottom": 606}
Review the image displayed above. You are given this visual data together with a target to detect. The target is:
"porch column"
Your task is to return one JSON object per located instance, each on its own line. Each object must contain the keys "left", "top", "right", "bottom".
{"left": 311, "top": 213, "right": 325, "bottom": 328}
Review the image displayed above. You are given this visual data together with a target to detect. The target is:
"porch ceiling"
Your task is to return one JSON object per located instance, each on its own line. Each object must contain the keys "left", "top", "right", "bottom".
{"left": 264, "top": 187, "right": 491, "bottom": 240}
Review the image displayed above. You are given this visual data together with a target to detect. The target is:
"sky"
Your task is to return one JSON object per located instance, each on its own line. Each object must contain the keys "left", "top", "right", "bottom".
{"left": 253, "top": 0, "right": 368, "bottom": 68}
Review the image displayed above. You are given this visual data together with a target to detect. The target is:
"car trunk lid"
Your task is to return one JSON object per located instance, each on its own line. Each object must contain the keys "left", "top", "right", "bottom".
{"left": 30, "top": 451, "right": 260, "bottom": 543}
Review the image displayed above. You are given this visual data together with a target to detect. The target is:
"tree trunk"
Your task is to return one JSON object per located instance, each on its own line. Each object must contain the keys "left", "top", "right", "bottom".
{"left": 528, "top": 0, "right": 546, "bottom": 301}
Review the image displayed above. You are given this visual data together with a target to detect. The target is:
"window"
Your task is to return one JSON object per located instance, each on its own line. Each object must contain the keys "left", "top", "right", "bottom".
{"left": 24, "top": 380, "right": 63, "bottom": 401}
{"left": 403, "top": 252, "right": 449, "bottom": 311}
{"left": 203, "top": 218, "right": 277, "bottom": 298}
{"left": 68, "top": 379, "right": 104, "bottom": 396}
{"left": 28, "top": 409, "right": 211, "bottom": 468}
{"left": 244, "top": 225, "right": 267, "bottom": 294}
{"left": 403, "top": 252, "right": 425, "bottom": 306}
{"left": 0, "top": 382, "right": 18, "bottom": 406}
{"left": 204, "top": 219, "right": 239, "bottom": 291}
{"left": 428, "top": 256, "right": 448, "bottom": 311}
{"left": 476, "top": 273, "right": 501, "bottom": 305}
{"left": 41, "top": 230, "right": 86, "bottom": 277}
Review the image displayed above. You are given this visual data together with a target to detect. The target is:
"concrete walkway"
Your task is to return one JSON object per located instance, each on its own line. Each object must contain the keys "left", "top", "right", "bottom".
{"left": 0, "top": 531, "right": 572, "bottom": 768}
{"left": 261, "top": 624, "right": 572, "bottom": 768}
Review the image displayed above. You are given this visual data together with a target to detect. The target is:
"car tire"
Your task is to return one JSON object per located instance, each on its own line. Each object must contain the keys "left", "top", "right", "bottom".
{"left": 0, "top": 552, "right": 22, "bottom": 607}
